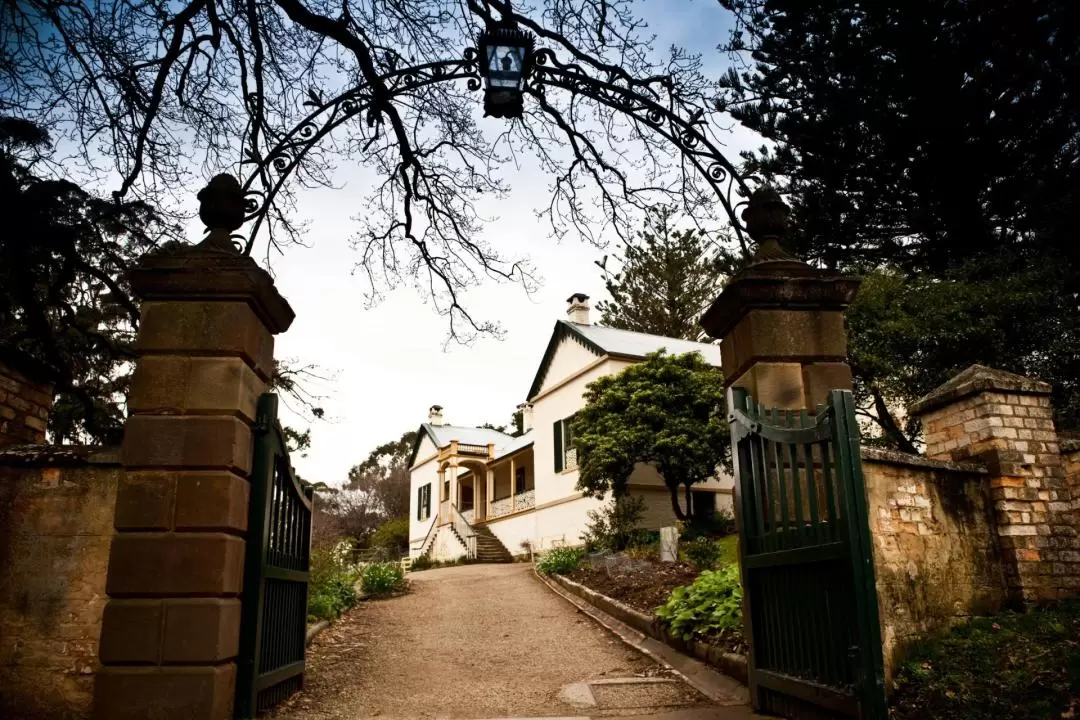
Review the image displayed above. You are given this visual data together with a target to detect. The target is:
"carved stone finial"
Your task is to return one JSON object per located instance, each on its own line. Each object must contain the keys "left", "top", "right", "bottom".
{"left": 195, "top": 174, "right": 246, "bottom": 253}
{"left": 741, "top": 186, "right": 797, "bottom": 264}
{"left": 742, "top": 186, "right": 790, "bottom": 243}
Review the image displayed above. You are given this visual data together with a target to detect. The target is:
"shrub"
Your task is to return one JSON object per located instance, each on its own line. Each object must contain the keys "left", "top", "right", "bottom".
{"left": 410, "top": 554, "right": 433, "bottom": 571}
{"left": 684, "top": 537, "right": 722, "bottom": 571}
{"left": 655, "top": 564, "right": 743, "bottom": 643}
{"left": 308, "top": 541, "right": 360, "bottom": 622}
{"left": 536, "top": 547, "right": 584, "bottom": 575}
{"left": 581, "top": 495, "right": 646, "bottom": 551}
{"left": 360, "top": 561, "right": 407, "bottom": 596}
{"left": 370, "top": 517, "right": 410, "bottom": 556}
{"left": 890, "top": 602, "right": 1080, "bottom": 720}
{"left": 680, "top": 508, "right": 736, "bottom": 540}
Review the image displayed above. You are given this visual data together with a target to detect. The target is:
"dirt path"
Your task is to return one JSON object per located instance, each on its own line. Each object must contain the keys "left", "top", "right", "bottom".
{"left": 268, "top": 563, "right": 718, "bottom": 719}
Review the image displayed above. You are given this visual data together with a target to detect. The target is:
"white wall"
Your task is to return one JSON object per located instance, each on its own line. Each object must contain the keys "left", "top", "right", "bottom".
{"left": 408, "top": 433, "right": 439, "bottom": 554}
{"left": 536, "top": 333, "right": 599, "bottom": 396}
{"left": 531, "top": 354, "right": 632, "bottom": 505}
{"left": 485, "top": 494, "right": 606, "bottom": 552}
{"left": 430, "top": 525, "right": 467, "bottom": 562}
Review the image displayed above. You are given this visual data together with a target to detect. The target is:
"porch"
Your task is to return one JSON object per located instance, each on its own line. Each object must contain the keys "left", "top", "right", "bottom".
{"left": 437, "top": 444, "right": 535, "bottom": 525}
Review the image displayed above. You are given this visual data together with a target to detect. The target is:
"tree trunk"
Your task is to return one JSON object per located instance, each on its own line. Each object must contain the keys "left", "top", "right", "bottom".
{"left": 668, "top": 484, "right": 688, "bottom": 521}
{"left": 871, "top": 386, "right": 919, "bottom": 455}
{"left": 684, "top": 484, "right": 694, "bottom": 523}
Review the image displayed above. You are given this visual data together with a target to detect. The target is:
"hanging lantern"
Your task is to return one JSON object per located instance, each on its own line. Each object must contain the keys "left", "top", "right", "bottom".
{"left": 476, "top": 17, "right": 535, "bottom": 119}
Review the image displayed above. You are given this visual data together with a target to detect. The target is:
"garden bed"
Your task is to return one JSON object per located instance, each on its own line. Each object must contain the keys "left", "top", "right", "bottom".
{"left": 566, "top": 559, "right": 700, "bottom": 615}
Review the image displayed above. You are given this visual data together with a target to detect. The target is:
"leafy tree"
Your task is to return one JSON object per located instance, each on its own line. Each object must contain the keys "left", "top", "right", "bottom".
{"left": 596, "top": 206, "right": 726, "bottom": 341}
{"left": 345, "top": 429, "right": 417, "bottom": 521}
{"left": 370, "top": 517, "right": 410, "bottom": 556}
{"left": 717, "top": 0, "right": 1080, "bottom": 439}
{"left": 0, "top": 117, "right": 166, "bottom": 444}
{"left": 572, "top": 351, "right": 728, "bottom": 522}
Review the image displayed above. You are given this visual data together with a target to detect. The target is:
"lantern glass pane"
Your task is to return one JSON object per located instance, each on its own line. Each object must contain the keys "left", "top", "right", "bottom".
{"left": 487, "top": 45, "right": 525, "bottom": 88}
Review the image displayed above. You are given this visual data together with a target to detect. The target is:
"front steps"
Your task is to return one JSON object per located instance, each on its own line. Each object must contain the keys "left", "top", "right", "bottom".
{"left": 472, "top": 524, "right": 513, "bottom": 563}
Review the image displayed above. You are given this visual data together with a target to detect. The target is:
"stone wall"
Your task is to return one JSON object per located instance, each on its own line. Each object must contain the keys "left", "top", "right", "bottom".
{"left": 862, "top": 448, "right": 1007, "bottom": 681}
{"left": 0, "top": 362, "right": 53, "bottom": 446}
{"left": 0, "top": 446, "right": 121, "bottom": 719}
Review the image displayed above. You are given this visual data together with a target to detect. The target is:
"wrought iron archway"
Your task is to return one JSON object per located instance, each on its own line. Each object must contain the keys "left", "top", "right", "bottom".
{"left": 231, "top": 44, "right": 758, "bottom": 255}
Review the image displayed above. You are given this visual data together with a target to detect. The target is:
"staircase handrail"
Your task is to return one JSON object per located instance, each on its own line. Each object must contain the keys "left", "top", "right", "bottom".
{"left": 418, "top": 518, "right": 438, "bottom": 557}
{"left": 450, "top": 503, "right": 477, "bottom": 559}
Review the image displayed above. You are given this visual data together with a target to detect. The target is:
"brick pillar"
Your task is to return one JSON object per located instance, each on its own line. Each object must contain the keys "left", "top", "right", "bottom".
{"left": 93, "top": 175, "right": 294, "bottom": 720}
{"left": 0, "top": 361, "right": 53, "bottom": 445}
{"left": 700, "top": 188, "right": 860, "bottom": 410}
{"left": 910, "top": 364, "right": 1079, "bottom": 604}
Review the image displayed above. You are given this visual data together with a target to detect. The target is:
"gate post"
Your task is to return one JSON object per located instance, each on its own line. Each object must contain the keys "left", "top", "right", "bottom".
{"left": 700, "top": 188, "right": 860, "bottom": 410}
{"left": 93, "top": 175, "right": 294, "bottom": 720}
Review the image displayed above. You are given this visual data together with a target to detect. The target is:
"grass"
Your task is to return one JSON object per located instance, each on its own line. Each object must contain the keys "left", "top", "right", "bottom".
{"left": 716, "top": 534, "right": 738, "bottom": 566}
{"left": 890, "top": 601, "right": 1080, "bottom": 719}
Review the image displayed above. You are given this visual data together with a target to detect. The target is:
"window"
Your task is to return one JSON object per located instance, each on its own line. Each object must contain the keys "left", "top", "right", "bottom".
{"left": 417, "top": 483, "right": 432, "bottom": 521}
{"left": 692, "top": 491, "right": 715, "bottom": 518}
{"left": 553, "top": 414, "right": 578, "bottom": 472}
{"left": 515, "top": 467, "right": 527, "bottom": 495}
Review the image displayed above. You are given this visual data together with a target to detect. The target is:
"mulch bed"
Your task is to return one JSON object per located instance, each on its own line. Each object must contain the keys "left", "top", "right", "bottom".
{"left": 566, "top": 559, "right": 700, "bottom": 615}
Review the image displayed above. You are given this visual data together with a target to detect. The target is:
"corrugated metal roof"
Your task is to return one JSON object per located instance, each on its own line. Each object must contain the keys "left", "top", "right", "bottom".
{"left": 493, "top": 430, "right": 534, "bottom": 460}
{"left": 422, "top": 423, "right": 513, "bottom": 448}
{"left": 566, "top": 321, "right": 722, "bottom": 366}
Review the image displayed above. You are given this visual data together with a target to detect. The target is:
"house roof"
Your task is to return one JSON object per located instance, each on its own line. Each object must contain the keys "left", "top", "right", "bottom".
{"left": 408, "top": 422, "right": 528, "bottom": 468}
{"left": 493, "top": 430, "right": 534, "bottom": 461}
{"left": 526, "top": 320, "right": 722, "bottom": 400}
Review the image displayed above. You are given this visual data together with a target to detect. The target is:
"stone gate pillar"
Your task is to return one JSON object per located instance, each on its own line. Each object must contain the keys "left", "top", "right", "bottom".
{"left": 93, "top": 176, "right": 294, "bottom": 720}
{"left": 700, "top": 188, "right": 860, "bottom": 411}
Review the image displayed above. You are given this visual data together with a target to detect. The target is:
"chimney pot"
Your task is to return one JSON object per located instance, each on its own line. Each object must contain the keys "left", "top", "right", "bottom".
{"left": 566, "top": 293, "right": 591, "bottom": 325}
{"left": 428, "top": 405, "right": 445, "bottom": 426}
{"left": 516, "top": 402, "right": 534, "bottom": 433}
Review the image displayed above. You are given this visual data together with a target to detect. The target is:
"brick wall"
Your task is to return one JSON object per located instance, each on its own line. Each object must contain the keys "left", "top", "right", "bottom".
{"left": 910, "top": 365, "right": 1079, "bottom": 604}
{"left": 862, "top": 448, "right": 1007, "bottom": 682}
{"left": 0, "top": 447, "right": 120, "bottom": 719}
{"left": 0, "top": 362, "right": 53, "bottom": 446}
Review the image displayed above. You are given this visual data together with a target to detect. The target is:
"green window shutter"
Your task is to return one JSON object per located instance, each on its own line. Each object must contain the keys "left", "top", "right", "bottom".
{"left": 424, "top": 485, "right": 431, "bottom": 519}
{"left": 417, "top": 487, "right": 422, "bottom": 520}
{"left": 554, "top": 419, "right": 564, "bottom": 473}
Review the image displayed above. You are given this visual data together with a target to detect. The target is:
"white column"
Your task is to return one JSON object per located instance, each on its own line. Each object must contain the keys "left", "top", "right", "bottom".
{"left": 486, "top": 468, "right": 494, "bottom": 519}
{"left": 510, "top": 456, "right": 517, "bottom": 513}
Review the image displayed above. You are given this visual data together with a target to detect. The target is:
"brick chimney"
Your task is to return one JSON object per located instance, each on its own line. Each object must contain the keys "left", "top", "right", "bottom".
{"left": 428, "top": 404, "right": 445, "bottom": 426}
{"left": 566, "top": 293, "right": 591, "bottom": 325}
{"left": 0, "top": 361, "right": 53, "bottom": 446}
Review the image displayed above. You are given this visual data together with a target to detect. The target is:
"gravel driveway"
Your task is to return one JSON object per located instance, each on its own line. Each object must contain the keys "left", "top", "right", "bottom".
{"left": 267, "top": 563, "right": 715, "bottom": 719}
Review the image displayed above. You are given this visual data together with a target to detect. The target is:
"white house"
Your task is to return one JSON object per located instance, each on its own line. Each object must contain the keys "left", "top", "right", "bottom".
{"left": 407, "top": 293, "right": 735, "bottom": 562}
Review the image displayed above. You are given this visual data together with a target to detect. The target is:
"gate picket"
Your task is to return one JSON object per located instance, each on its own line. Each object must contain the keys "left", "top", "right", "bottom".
{"left": 235, "top": 393, "right": 314, "bottom": 718}
{"left": 729, "top": 388, "right": 886, "bottom": 719}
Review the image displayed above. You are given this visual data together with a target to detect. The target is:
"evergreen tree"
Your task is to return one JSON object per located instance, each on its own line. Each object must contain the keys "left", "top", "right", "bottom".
{"left": 596, "top": 207, "right": 726, "bottom": 341}
{"left": 717, "top": 0, "right": 1080, "bottom": 443}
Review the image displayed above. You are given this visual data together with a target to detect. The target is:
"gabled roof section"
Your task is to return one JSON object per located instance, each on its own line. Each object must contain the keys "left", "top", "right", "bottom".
{"left": 526, "top": 320, "right": 723, "bottom": 400}
{"left": 526, "top": 320, "right": 606, "bottom": 401}
{"left": 408, "top": 422, "right": 518, "bottom": 468}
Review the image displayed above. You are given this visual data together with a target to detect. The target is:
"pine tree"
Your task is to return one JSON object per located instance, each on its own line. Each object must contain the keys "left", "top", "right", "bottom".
{"left": 596, "top": 207, "right": 726, "bottom": 342}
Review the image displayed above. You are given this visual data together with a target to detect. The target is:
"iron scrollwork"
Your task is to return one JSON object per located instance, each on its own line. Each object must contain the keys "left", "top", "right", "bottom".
{"left": 234, "top": 44, "right": 755, "bottom": 254}
{"left": 238, "top": 49, "right": 481, "bottom": 254}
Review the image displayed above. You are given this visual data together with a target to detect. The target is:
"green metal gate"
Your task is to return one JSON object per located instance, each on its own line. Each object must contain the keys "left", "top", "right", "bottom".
{"left": 235, "top": 394, "right": 314, "bottom": 718}
{"left": 729, "top": 388, "right": 886, "bottom": 720}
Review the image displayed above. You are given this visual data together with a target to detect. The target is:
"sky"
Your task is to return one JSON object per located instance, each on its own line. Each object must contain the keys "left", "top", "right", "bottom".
{"left": 254, "top": 0, "right": 761, "bottom": 486}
